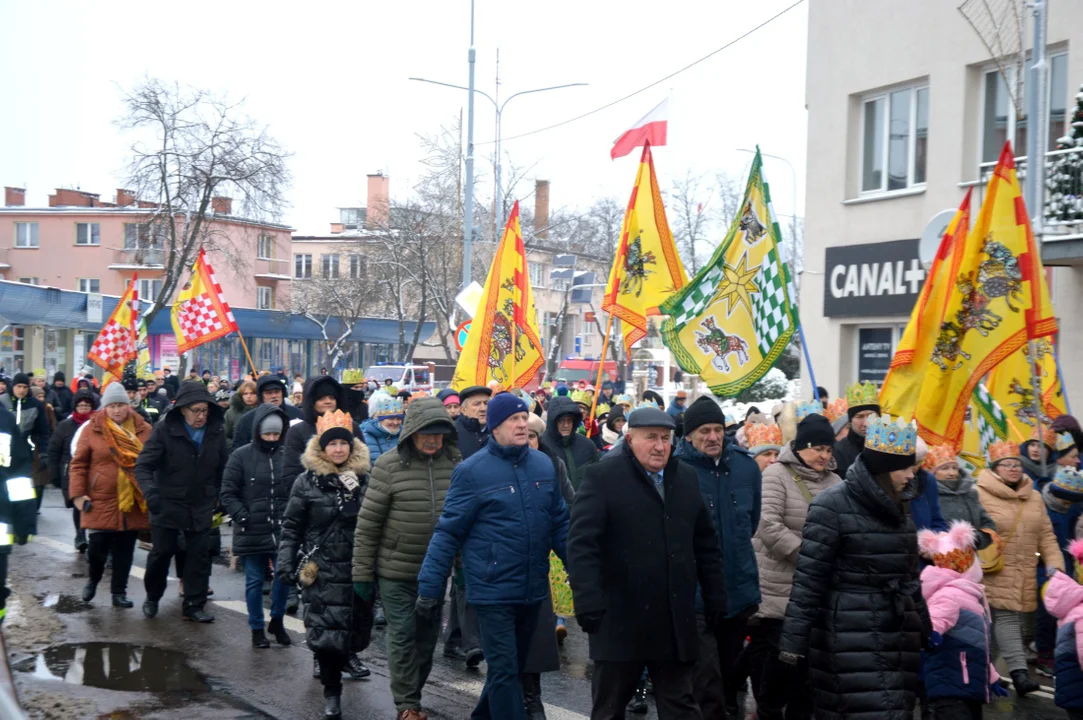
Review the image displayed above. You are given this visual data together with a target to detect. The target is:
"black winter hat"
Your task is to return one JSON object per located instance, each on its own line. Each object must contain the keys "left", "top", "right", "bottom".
{"left": 53, "top": 371, "right": 66, "bottom": 383}
{"left": 11, "top": 373, "right": 29, "bottom": 388}
{"left": 793, "top": 413, "right": 836, "bottom": 450}
{"left": 72, "top": 388, "right": 99, "bottom": 410}
{"left": 683, "top": 396, "right": 725, "bottom": 435}
{"left": 861, "top": 446, "right": 916, "bottom": 476}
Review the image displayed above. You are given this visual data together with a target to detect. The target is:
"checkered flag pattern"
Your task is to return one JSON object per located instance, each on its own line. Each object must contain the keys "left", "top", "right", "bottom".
{"left": 669, "top": 264, "right": 724, "bottom": 327}
{"left": 973, "top": 383, "right": 1008, "bottom": 454}
{"left": 177, "top": 293, "right": 226, "bottom": 342}
{"left": 750, "top": 247, "right": 792, "bottom": 357}
{"left": 89, "top": 320, "right": 133, "bottom": 367}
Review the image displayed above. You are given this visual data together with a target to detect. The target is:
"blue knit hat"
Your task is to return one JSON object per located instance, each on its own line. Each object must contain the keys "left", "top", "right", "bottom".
{"left": 1051, "top": 466, "right": 1083, "bottom": 503}
{"left": 486, "top": 392, "right": 529, "bottom": 431}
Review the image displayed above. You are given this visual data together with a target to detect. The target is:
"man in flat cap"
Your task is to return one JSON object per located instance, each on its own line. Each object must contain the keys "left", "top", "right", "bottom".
{"left": 454, "top": 386, "right": 492, "bottom": 460}
{"left": 567, "top": 406, "right": 726, "bottom": 720}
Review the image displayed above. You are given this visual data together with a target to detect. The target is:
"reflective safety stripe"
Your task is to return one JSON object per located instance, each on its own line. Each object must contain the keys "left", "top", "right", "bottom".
{"left": 0, "top": 522, "right": 11, "bottom": 546}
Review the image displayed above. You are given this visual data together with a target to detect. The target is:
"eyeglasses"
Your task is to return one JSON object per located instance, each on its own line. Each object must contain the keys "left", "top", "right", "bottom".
{"left": 184, "top": 407, "right": 210, "bottom": 416}
{"left": 997, "top": 462, "right": 1023, "bottom": 470}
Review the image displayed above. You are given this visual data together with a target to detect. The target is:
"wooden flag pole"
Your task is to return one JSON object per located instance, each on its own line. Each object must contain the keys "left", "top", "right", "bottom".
{"left": 586, "top": 309, "right": 617, "bottom": 438}
{"left": 1029, "top": 337, "right": 1047, "bottom": 477}
{"left": 236, "top": 329, "right": 259, "bottom": 378}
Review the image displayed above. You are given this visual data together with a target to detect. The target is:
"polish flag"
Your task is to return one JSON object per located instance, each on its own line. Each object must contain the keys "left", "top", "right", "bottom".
{"left": 610, "top": 98, "right": 668, "bottom": 160}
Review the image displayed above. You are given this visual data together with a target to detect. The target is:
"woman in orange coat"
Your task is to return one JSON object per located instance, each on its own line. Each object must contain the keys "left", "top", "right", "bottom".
{"left": 69, "top": 382, "right": 152, "bottom": 608}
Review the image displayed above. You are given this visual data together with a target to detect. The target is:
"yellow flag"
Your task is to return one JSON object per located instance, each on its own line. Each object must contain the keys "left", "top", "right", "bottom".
{"left": 452, "top": 202, "right": 544, "bottom": 389}
{"left": 914, "top": 143, "right": 1057, "bottom": 447}
{"left": 986, "top": 338, "right": 1067, "bottom": 441}
{"left": 603, "top": 142, "right": 688, "bottom": 355}
{"left": 880, "top": 190, "right": 971, "bottom": 419}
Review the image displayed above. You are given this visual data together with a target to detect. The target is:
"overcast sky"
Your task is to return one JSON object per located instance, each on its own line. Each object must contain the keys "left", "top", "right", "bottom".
{"left": 0, "top": 0, "right": 808, "bottom": 237}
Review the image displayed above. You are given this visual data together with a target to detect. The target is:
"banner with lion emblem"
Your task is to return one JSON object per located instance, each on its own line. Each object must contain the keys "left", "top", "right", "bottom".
{"left": 660, "top": 148, "right": 799, "bottom": 395}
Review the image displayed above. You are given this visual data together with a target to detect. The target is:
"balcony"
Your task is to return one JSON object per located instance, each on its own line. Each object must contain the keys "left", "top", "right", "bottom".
{"left": 0, "top": 248, "right": 9, "bottom": 270}
{"left": 254, "top": 257, "right": 292, "bottom": 280}
{"left": 108, "top": 247, "right": 165, "bottom": 269}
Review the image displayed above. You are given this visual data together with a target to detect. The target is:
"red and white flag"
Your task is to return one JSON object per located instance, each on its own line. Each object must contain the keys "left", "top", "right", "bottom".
{"left": 88, "top": 276, "right": 140, "bottom": 377}
{"left": 610, "top": 98, "right": 668, "bottom": 160}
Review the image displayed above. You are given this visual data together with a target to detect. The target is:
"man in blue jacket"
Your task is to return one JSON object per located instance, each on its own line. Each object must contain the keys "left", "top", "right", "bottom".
{"left": 676, "top": 396, "right": 761, "bottom": 719}
{"left": 416, "top": 392, "right": 570, "bottom": 720}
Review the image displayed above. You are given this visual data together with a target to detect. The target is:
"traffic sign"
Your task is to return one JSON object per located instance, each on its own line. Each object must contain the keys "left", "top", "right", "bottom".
{"left": 455, "top": 320, "right": 472, "bottom": 352}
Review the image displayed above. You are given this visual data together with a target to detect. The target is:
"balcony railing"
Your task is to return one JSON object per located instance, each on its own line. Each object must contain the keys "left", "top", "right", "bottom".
{"left": 972, "top": 146, "right": 1083, "bottom": 229}
{"left": 0, "top": 248, "right": 10, "bottom": 269}
{"left": 109, "top": 246, "right": 165, "bottom": 268}
{"left": 254, "top": 257, "right": 292, "bottom": 278}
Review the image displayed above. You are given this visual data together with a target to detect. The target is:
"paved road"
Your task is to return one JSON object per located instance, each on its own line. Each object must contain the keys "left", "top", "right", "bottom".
{"left": 3, "top": 488, "right": 1068, "bottom": 719}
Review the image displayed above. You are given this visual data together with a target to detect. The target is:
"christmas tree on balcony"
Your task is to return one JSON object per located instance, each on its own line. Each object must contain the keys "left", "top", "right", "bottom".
{"left": 1046, "top": 83, "right": 1083, "bottom": 223}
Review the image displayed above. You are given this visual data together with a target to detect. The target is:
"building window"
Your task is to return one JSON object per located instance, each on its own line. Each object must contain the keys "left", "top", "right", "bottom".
{"left": 980, "top": 53, "right": 1069, "bottom": 164}
{"left": 349, "top": 254, "right": 363, "bottom": 279}
{"left": 257, "top": 286, "right": 273, "bottom": 309}
{"left": 340, "top": 208, "right": 363, "bottom": 229}
{"left": 14, "top": 222, "right": 39, "bottom": 248}
{"left": 861, "top": 84, "right": 929, "bottom": 193}
{"left": 75, "top": 222, "right": 101, "bottom": 246}
{"left": 17, "top": 277, "right": 39, "bottom": 285}
{"left": 257, "top": 233, "right": 274, "bottom": 260}
{"left": 78, "top": 278, "right": 100, "bottom": 294}
{"left": 124, "top": 223, "right": 161, "bottom": 249}
{"left": 321, "top": 254, "right": 340, "bottom": 279}
{"left": 582, "top": 314, "right": 595, "bottom": 336}
{"left": 528, "top": 261, "right": 546, "bottom": 289}
{"left": 294, "top": 254, "right": 312, "bottom": 279}
{"left": 128, "top": 278, "right": 163, "bottom": 302}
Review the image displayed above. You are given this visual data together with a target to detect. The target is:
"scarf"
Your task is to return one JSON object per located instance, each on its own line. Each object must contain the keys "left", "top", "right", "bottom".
{"left": 71, "top": 411, "right": 92, "bottom": 426}
{"left": 103, "top": 416, "right": 147, "bottom": 513}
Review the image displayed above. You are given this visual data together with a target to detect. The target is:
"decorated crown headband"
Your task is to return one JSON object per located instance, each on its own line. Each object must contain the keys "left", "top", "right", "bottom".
{"left": 1057, "top": 431, "right": 1077, "bottom": 453}
{"left": 795, "top": 400, "right": 822, "bottom": 421}
{"left": 1032, "top": 425, "right": 1058, "bottom": 448}
{"left": 922, "top": 445, "right": 958, "bottom": 471}
{"left": 846, "top": 380, "right": 880, "bottom": 408}
{"left": 825, "top": 397, "right": 849, "bottom": 422}
{"left": 316, "top": 409, "right": 353, "bottom": 436}
{"left": 987, "top": 439, "right": 1019, "bottom": 464}
{"left": 864, "top": 413, "right": 917, "bottom": 457}
{"left": 369, "top": 394, "right": 404, "bottom": 418}
{"left": 747, "top": 422, "right": 783, "bottom": 448}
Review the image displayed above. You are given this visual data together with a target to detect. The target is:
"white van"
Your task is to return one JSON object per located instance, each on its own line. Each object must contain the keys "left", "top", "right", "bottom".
{"left": 363, "top": 364, "right": 434, "bottom": 393}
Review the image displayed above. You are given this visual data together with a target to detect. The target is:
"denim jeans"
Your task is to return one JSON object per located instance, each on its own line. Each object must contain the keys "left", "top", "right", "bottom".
{"left": 243, "top": 553, "right": 288, "bottom": 630}
{"left": 472, "top": 602, "right": 541, "bottom": 720}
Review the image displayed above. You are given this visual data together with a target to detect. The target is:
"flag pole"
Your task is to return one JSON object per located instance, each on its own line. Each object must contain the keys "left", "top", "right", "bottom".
{"left": 236, "top": 330, "right": 258, "bottom": 378}
{"left": 1030, "top": 338, "right": 1047, "bottom": 477}
{"left": 797, "top": 322, "right": 820, "bottom": 403}
{"left": 586, "top": 310, "right": 616, "bottom": 438}
{"left": 1055, "top": 351, "right": 1073, "bottom": 415}
{"left": 510, "top": 315, "right": 517, "bottom": 389}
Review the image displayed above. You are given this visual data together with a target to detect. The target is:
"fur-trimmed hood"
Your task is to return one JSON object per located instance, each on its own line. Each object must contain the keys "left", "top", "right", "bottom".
{"left": 301, "top": 434, "right": 371, "bottom": 477}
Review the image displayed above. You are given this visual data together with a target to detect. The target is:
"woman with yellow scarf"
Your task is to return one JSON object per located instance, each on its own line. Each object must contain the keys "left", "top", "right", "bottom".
{"left": 69, "top": 381, "right": 153, "bottom": 608}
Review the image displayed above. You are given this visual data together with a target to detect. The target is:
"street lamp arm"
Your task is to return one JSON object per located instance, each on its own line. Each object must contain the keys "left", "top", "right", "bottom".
{"left": 408, "top": 77, "right": 496, "bottom": 108}
{"left": 499, "top": 83, "right": 589, "bottom": 113}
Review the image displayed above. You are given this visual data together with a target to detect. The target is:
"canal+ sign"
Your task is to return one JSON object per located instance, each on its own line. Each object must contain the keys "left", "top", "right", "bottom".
{"left": 823, "top": 238, "right": 926, "bottom": 317}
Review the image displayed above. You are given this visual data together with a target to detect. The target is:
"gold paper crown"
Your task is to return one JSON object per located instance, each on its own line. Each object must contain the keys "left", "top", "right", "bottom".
{"left": 923, "top": 445, "right": 957, "bottom": 471}
{"left": 825, "top": 397, "right": 849, "bottom": 422}
{"left": 316, "top": 409, "right": 353, "bottom": 438}
{"left": 342, "top": 368, "right": 365, "bottom": 385}
{"left": 987, "top": 439, "right": 1020, "bottom": 464}
{"left": 746, "top": 422, "right": 783, "bottom": 449}
{"left": 1032, "top": 425, "right": 1058, "bottom": 448}
{"left": 846, "top": 381, "right": 880, "bottom": 408}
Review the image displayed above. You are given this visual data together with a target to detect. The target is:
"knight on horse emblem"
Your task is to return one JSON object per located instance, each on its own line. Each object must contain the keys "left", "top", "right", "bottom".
{"left": 695, "top": 316, "right": 750, "bottom": 373}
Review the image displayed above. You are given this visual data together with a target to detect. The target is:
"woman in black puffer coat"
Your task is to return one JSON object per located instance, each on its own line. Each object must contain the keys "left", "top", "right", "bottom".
{"left": 278, "top": 412, "right": 373, "bottom": 720}
{"left": 220, "top": 403, "right": 293, "bottom": 649}
{"left": 779, "top": 440, "right": 931, "bottom": 720}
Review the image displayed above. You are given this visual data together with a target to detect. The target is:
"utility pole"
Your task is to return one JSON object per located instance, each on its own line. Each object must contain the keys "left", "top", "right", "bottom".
{"left": 462, "top": 0, "right": 477, "bottom": 290}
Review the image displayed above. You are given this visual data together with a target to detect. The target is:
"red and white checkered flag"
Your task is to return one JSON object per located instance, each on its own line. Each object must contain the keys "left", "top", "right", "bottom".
{"left": 88, "top": 276, "right": 139, "bottom": 376}
{"left": 170, "top": 248, "right": 239, "bottom": 354}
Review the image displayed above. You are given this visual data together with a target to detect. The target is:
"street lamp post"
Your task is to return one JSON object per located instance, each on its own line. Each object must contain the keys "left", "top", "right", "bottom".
{"left": 409, "top": 76, "right": 587, "bottom": 255}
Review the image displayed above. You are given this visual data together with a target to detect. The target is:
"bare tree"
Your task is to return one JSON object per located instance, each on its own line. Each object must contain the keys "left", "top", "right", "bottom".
{"left": 117, "top": 78, "right": 290, "bottom": 329}
{"left": 668, "top": 171, "right": 716, "bottom": 274}
{"left": 289, "top": 260, "right": 382, "bottom": 368}
{"left": 715, "top": 170, "right": 743, "bottom": 229}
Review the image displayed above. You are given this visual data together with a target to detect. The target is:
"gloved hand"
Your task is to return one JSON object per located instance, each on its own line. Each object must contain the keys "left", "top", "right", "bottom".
{"left": 576, "top": 610, "right": 605, "bottom": 634}
{"left": 779, "top": 651, "right": 803, "bottom": 666}
{"left": 354, "top": 581, "right": 374, "bottom": 601}
{"left": 415, "top": 595, "right": 441, "bottom": 620}
{"left": 927, "top": 631, "right": 943, "bottom": 649}
{"left": 991, "top": 681, "right": 1009, "bottom": 698}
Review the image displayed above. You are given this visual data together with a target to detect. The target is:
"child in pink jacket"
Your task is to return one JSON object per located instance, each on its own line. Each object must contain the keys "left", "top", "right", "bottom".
{"left": 919, "top": 520, "right": 1004, "bottom": 719}
{"left": 1042, "top": 539, "right": 1083, "bottom": 719}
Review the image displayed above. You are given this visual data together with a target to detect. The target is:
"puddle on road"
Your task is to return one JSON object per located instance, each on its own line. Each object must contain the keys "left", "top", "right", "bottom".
{"left": 37, "top": 593, "right": 92, "bottom": 614}
{"left": 13, "top": 642, "right": 209, "bottom": 694}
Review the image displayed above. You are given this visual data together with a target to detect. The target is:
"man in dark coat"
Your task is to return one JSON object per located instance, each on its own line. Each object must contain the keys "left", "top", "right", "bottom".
{"left": 0, "top": 403, "right": 36, "bottom": 623}
{"left": 540, "top": 396, "right": 599, "bottom": 490}
{"left": 568, "top": 406, "right": 726, "bottom": 719}
{"left": 134, "top": 380, "right": 229, "bottom": 623}
{"left": 453, "top": 385, "right": 491, "bottom": 459}
{"left": 137, "top": 379, "right": 167, "bottom": 424}
{"left": 675, "top": 396, "right": 761, "bottom": 718}
{"left": 46, "top": 389, "right": 98, "bottom": 552}
{"left": 51, "top": 372, "right": 74, "bottom": 421}
{"left": 417, "top": 392, "right": 569, "bottom": 720}
{"left": 283, "top": 375, "right": 362, "bottom": 484}
{"left": 833, "top": 381, "right": 880, "bottom": 477}
{"left": 161, "top": 367, "right": 180, "bottom": 400}
{"left": 220, "top": 403, "right": 293, "bottom": 648}
{"left": 232, "top": 375, "right": 302, "bottom": 451}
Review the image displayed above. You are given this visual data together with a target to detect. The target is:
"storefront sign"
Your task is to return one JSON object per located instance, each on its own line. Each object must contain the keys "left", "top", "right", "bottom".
{"left": 86, "top": 294, "right": 103, "bottom": 324}
{"left": 857, "top": 327, "right": 894, "bottom": 385}
{"left": 824, "top": 239, "right": 925, "bottom": 317}
{"left": 158, "top": 334, "right": 180, "bottom": 372}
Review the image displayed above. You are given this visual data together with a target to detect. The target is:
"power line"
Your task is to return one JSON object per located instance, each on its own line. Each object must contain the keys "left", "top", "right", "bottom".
{"left": 477, "top": 0, "right": 805, "bottom": 146}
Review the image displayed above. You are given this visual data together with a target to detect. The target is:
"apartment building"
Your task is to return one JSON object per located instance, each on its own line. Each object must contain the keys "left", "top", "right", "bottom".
{"left": 802, "top": 0, "right": 1083, "bottom": 396}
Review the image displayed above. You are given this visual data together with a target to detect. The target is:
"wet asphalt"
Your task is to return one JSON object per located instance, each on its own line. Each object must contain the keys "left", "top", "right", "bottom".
{"left": 3, "top": 487, "right": 1069, "bottom": 719}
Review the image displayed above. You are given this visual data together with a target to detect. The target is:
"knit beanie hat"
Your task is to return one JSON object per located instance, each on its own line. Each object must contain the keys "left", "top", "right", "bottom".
{"left": 101, "top": 382, "right": 130, "bottom": 407}
{"left": 11, "top": 373, "right": 29, "bottom": 388}
{"left": 258, "top": 412, "right": 284, "bottom": 436}
{"left": 486, "top": 392, "right": 529, "bottom": 432}
{"left": 72, "top": 388, "right": 99, "bottom": 411}
{"left": 53, "top": 371, "right": 66, "bottom": 383}
{"left": 793, "top": 413, "right": 836, "bottom": 450}
{"left": 683, "top": 396, "right": 725, "bottom": 435}
{"left": 527, "top": 413, "right": 546, "bottom": 437}
{"left": 1051, "top": 466, "right": 1083, "bottom": 503}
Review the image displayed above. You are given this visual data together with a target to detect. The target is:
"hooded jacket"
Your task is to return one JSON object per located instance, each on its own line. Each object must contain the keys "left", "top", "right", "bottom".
{"left": 68, "top": 406, "right": 153, "bottom": 532}
{"left": 832, "top": 427, "right": 864, "bottom": 478}
{"left": 220, "top": 404, "right": 293, "bottom": 556}
{"left": 975, "top": 468, "right": 1064, "bottom": 612}
{"left": 936, "top": 472, "right": 998, "bottom": 549}
{"left": 1042, "top": 570, "right": 1083, "bottom": 709}
{"left": 539, "top": 396, "right": 599, "bottom": 490}
{"left": 752, "top": 442, "right": 842, "bottom": 620}
{"left": 361, "top": 416, "right": 400, "bottom": 460}
{"left": 51, "top": 382, "right": 74, "bottom": 420}
{"left": 352, "top": 397, "right": 461, "bottom": 583}
{"left": 277, "top": 435, "right": 372, "bottom": 654}
{"left": 779, "top": 456, "right": 930, "bottom": 720}
{"left": 224, "top": 390, "right": 257, "bottom": 443}
{"left": 920, "top": 563, "right": 998, "bottom": 702}
{"left": 231, "top": 375, "right": 302, "bottom": 451}
{"left": 133, "top": 381, "right": 229, "bottom": 532}
{"left": 284, "top": 376, "right": 362, "bottom": 484}
{"left": 675, "top": 437, "right": 762, "bottom": 617}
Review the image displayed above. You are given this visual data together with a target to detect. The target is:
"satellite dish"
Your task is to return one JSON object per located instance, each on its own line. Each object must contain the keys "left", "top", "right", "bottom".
{"left": 918, "top": 209, "right": 958, "bottom": 270}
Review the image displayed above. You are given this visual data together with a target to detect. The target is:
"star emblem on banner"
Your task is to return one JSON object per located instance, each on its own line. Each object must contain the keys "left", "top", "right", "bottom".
{"left": 710, "top": 252, "right": 760, "bottom": 317}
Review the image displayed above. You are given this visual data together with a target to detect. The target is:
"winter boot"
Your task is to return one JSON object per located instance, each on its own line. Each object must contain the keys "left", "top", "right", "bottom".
{"left": 268, "top": 616, "right": 291, "bottom": 645}
{"left": 142, "top": 599, "right": 158, "bottom": 618}
{"left": 82, "top": 582, "right": 97, "bottom": 602}
{"left": 521, "top": 673, "right": 547, "bottom": 719}
{"left": 323, "top": 694, "right": 342, "bottom": 719}
{"left": 1011, "top": 669, "right": 1040, "bottom": 696}
{"left": 627, "top": 678, "right": 648, "bottom": 714}
{"left": 251, "top": 629, "right": 270, "bottom": 649}
{"left": 111, "top": 594, "right": 134, "bottom": 608}
{"left": 344, "top": 653, "right": 371, "bottom": 680}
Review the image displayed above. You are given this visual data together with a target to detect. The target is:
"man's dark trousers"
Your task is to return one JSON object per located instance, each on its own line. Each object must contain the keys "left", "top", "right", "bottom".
{"left": 472, "top": 601, "right": 541, "bottom": 720}
{"left": 144, "top": 525, "right": 210, "bottom": 610}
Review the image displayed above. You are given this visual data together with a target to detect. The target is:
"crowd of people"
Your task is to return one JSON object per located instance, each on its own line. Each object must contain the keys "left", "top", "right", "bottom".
{"left": 5, "top": 366, "right": 1083, "bottom": 719}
